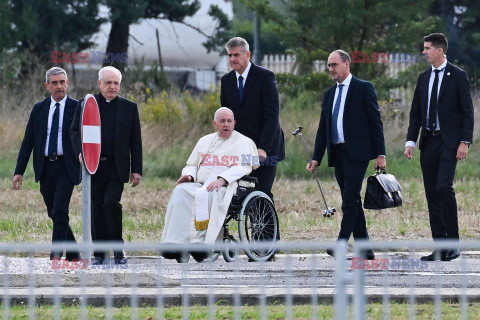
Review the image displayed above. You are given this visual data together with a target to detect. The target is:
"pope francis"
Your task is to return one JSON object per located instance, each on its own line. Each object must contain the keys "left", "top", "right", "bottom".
{"left": 161, "top": 107, "right": 259, "bottom": 262}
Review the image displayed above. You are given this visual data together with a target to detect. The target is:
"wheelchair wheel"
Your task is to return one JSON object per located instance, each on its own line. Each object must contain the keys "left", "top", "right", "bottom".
{"left": 222, "top": 236, "right": 238, "bottom": 262}
{"left": 238, "top": 191, "right": 278, "bottom": 262}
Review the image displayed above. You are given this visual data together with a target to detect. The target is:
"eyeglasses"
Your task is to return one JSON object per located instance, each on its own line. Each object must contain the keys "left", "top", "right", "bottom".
{"left": 326, "top": 63, "right": 339, "bottom": 70}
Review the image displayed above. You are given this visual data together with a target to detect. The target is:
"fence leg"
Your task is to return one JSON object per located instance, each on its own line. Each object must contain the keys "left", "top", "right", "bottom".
{"left": 334, "top": 240, "right": 349, "bottom": 320}
{"left": 353, "top": 242, "right": 367, "bottom": 320}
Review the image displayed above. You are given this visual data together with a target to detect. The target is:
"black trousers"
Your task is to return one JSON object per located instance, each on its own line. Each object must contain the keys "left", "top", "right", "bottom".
{"left": 39, "top": 156, "right": 77, "bottom": 259}
{"left": 91, "top": 159, "right": 125, "bottom": 259}
{"left": 420, "top": 134, "right": 459, "bottom": 240}
{"left": 249, "top": 160, "right": 277, "bottom": 200}
{"left": 332, "top": 144, "right": 370, "bottom": 241}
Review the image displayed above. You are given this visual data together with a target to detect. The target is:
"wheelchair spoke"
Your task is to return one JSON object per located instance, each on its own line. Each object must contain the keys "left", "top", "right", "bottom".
{"left": 238, "top": 192, "right": 279, "bottom": 260}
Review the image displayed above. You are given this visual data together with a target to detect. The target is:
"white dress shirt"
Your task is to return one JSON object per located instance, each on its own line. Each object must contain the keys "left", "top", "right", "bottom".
{"left": 44, "top": 95, "right": 67, "bottom": 156}
{"left": 332, "top": 73, "right": 352, "bottom": 144}
{"left": 405, "top": 60, "right": 447, "bottom": 148}
{"left": 235, "top": 61, "right": 252, "bottom": 89}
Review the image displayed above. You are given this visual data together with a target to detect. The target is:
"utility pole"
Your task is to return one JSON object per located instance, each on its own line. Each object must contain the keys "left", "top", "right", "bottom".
{"left": 253, "top": 13, "right": 261, "bottom": 65}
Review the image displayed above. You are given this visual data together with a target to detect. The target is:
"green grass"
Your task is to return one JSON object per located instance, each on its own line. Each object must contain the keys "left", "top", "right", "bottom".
{"left": 1, "top": 302, "right": 480, "bottom": 319}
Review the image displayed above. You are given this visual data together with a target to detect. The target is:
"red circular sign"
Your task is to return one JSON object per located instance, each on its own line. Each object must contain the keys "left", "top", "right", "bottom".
{"left": 81, "top": 94, "right": 101, "bottom": 174}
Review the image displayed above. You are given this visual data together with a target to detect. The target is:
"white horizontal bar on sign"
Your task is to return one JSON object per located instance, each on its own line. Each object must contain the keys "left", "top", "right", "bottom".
{"left": 82, "top": 125, "right": 101, "bottom": 144}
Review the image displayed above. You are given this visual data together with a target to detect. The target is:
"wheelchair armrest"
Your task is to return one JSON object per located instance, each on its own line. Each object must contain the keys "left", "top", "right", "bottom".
{"left": 237, "top": 175, "right": 258, "bottom": 189}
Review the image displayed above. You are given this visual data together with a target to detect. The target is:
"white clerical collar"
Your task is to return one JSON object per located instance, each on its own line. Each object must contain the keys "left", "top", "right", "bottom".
{"left": 236, "top": 61, "right": 252, "bottom": 81}
{"left": 431, "top": 59, "right": 447, "bottom": 72}
{"left": 337, "top": 73, "right": 352, "bottom": 87}
{"left": 50, "top": 95, "right": 67, "bottom": 108}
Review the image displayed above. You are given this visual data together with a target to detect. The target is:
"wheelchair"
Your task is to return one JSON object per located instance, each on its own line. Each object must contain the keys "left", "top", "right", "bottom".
{"left": 210, "top": 175, "right": 280, "bottom": 262}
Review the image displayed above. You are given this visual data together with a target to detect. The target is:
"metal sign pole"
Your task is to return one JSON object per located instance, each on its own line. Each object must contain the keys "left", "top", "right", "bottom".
{"left": 82, "top": 165, "right": 91, "bottom": 264}
{"left": 82, "top": 166, "right": 91, "bottom": 245}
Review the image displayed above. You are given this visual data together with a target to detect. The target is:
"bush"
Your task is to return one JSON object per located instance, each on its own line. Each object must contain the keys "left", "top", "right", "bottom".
{"left": 183, "top": 86, "right": 221, "bottom": 125}
{"left": 141, "top": 91, "right": 182, "bottom": 125}
{"left": 276, "top": 72, "right": 332, "bottom": 99}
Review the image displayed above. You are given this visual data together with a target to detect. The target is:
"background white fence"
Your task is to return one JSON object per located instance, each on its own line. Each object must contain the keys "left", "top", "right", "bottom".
{"left": 261, "top": 52, "right": 419, "bottom": 76}
{"left": 261, "top": 52, "right": 419, "bottom": 108}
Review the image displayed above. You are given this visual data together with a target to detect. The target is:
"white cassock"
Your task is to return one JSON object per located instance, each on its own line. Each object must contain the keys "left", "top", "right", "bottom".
{"left": 161, "top": 130, "right": 259, "bottom": 244}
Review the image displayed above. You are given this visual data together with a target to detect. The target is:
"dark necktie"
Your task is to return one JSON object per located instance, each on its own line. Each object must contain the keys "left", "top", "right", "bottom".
{"left": 331, "top": 84, "right": 344, "bottom": 144}
{"left": 48, "top": 103, "right": 60, "bottom": 160}
{"left": 238, "top": 75, "right": 244, "bottom": 99}
{"left": 428, "top": 69, "right": 441, "bottom": 131}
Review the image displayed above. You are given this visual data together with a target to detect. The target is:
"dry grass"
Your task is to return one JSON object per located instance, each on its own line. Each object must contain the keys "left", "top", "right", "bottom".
{"left": 1, "top": 76, "right": 479, "bottom": 249}
{"left": 1, "top": 175, "right": 479, "bottom": 245}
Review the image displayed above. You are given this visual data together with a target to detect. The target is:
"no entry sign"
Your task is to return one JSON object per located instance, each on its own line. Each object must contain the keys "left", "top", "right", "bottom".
{"left": 81, "top": 94, "right": 101, "bottom": 174}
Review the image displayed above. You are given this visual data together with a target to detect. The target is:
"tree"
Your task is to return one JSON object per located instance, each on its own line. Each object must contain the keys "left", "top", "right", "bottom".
{"left": 241, "top": 0, "right": 439, "bottom": 77}
{"left": 103, "top": 0, "right": 232, "bottom": 71}
{"left": 229, "top": 0, "right": 286, "bottom": 56}
{"left": 429, "top": 0, "right": 480, "bottom": 69}
{"left": 7, "top": 0, "right": 104, "bottom": 64}
{"left": 0, "top": 1, "right": 13, "bottom": 50}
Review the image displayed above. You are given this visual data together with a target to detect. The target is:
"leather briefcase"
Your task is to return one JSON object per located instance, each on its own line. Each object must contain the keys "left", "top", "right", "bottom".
{"left": 364, "top": 169, "right": 402, "bottom": 210}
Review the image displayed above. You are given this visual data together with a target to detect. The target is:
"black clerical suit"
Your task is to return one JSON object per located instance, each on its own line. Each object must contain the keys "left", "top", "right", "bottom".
{"left": 313, "top": 75, "right": 385, "bottom": 241}
{"left": 220, "top": 62, "right": 285, "bottom": 199}
{"left": 70, "top": 94, "right": 142, "bottom": 260}
{"left": 406, "top": 61, "right": 474, "bottom": 242}
{"left": 14, "top": 96, "right": 81, "bottom": 260}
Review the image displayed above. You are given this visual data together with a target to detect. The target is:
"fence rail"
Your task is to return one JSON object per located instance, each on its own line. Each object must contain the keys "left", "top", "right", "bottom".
{"left": 1, "top": 240, "right": 479, "bottom": 320}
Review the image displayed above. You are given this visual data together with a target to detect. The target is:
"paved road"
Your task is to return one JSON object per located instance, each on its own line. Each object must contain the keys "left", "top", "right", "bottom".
{"left": 158, "top": 252, "right": 480, "bottom": 289}
{"left": 2, "top": 252, "right": 480, "bottom": 305}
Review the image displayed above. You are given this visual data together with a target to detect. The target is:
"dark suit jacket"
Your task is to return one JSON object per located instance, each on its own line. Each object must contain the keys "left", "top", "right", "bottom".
{"left": 406, "top": 62, "right": 474, "bottom": 150}
{"left": 70, "top": 94, "right": 142, "bottom": 183}
{"left": 313, "top": 76, "right": 386, "bottom": 167}
{"left": 220, "top": 62, "right": 285, "bottom": 161}
{"left": 14, "top": 96, "right": 81, "bottom": 184}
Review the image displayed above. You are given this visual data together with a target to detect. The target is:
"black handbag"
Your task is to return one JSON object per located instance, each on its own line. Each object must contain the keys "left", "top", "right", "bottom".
{"left": 364, "top": 168, "right": 402, "bottom": 210}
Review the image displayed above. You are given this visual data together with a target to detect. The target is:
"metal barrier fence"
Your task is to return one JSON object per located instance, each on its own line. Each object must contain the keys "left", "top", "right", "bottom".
{"left": 1, "top": 240, "right": 479, "bottom": 320}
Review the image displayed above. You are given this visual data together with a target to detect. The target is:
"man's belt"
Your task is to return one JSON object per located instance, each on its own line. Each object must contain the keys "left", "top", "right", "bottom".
{"left": 425, "top": 130, "right": 441, "bottom": 137}
{"left": 45, "top": 155, "right": 64, "bottom": 162}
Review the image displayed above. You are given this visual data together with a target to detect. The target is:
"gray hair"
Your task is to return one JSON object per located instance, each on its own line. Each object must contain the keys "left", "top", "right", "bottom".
{"left": 45, "top": 67, "right": 67, "bottom": 83}
{"left": 332, "top": 49, "right": 351, "bottom": 64}
{"left": 214, "top": 107, "right": 234, "bottom": 121}
{"left": 225, "top": 37, "right": 249, "bottom": 53}
{"left": 98, "top": 66, "right": 122, "bottom": 82}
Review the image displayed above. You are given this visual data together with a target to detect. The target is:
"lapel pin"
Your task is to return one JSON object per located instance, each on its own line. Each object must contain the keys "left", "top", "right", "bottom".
{"left": 447, "top": 72, "right": 450, "bottom": 76}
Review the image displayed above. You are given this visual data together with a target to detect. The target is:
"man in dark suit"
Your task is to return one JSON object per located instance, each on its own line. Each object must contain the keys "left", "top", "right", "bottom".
{"left": 13, "top": 67, "right": 81, "bottom": 261}
{"left": 405, "top": 33, "right": 474, "bottom": 261}
{"left": 307, "top": 50, "right": 386, "bottom": 260}
{"left": 220, "top": 37, "right": 285, "bottom": 200}
{"left": 70, "top": 66, "right": 142, "bottom": 265}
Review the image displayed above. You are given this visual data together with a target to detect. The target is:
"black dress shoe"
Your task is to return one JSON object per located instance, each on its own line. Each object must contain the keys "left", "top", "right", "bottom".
{"left": 420, "top": 250, "right": 448, "bottom": 261}
{"left": 92, "top": 257, "right": 103, "bottom": 265}
{"left": 114, "top": 257, "right": 128, "bottom": 265}
{"left": 326, "top": 249, "right": 375, "bottom": 260}
{"left": 361, "top": 250, "right": 375, "bottom": 260}
{"left": 66, "top": 252, "right": 81, "bottom": 262}
{"left": 191, "top": 251, "right": 209, "bottom": 263}
{"left": 445, "top": 249, "right": 460, "bottom": 261}
{"left": 161, "top": 250, "right": 183, "bottom": 260}
{"left": 50, "top": 252, "right": 63, "bottom": 260}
